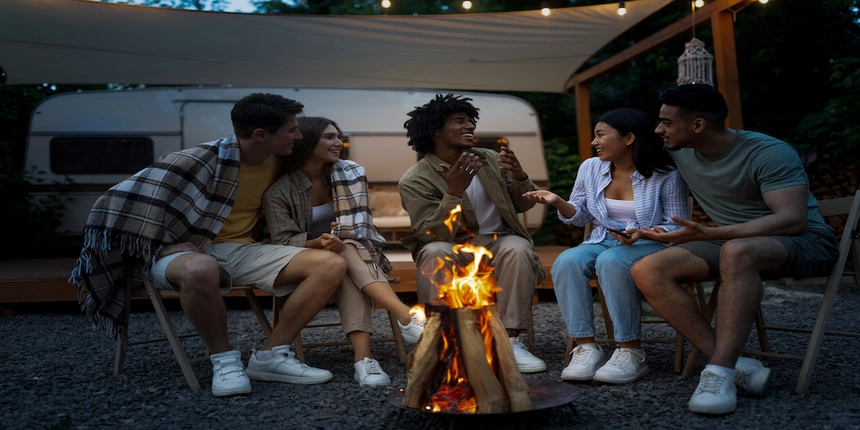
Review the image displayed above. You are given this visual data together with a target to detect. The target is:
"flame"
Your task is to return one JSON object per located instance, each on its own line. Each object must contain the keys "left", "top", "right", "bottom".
{"left": 424, "top": 205, "right": 502, "bottom": 414}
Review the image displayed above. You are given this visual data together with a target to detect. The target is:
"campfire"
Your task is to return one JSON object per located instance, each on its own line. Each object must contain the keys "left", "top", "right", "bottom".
{"left": 402, "top": 205, "right": 532, "bottom": 414}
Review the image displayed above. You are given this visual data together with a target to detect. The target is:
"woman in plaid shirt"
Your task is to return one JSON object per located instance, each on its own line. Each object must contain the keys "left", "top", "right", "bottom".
{"left": 524, "top": 108, "right": 688, "bottom": 385}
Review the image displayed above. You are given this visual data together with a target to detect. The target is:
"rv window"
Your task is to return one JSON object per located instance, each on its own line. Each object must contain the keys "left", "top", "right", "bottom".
{"left": 473, "top": 137, "right": 509, "bottom": 152}
{"left": 50, "top": 137, "right": 154, "bottom": 174}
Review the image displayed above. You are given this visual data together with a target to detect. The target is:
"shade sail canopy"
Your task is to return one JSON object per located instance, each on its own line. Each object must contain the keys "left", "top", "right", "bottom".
{"left": 0, "top": 0, "right": 670, "bottom": 93}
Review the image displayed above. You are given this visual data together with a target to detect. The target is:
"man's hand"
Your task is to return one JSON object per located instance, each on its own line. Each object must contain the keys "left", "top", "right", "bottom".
{"left": 320, "top": 233, "right": 344, "bottom": 253}
{"left": 522, "top": 190, "right": 562, "bottom": 205}
{"left": 441, "top": 152, "right": 481, "bottom": 197}
{"left": 158, "top": 242, "right": 202, "bottom": 258}
{"left": 638, "top": 216, "right": 712, "bottom": 244}
{"left": 498, "top": 146, "right": 527, "bottom": 181}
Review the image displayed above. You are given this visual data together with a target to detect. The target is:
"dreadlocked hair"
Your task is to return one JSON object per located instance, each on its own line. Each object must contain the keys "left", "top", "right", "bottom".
{"left": 403, "top": 94, "right": 480, "bottom": 154}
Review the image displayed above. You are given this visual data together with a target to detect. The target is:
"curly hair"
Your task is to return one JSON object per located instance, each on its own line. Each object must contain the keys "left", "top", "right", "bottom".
{"left": 403, "top": 94, "right": 480, "bottom": 154}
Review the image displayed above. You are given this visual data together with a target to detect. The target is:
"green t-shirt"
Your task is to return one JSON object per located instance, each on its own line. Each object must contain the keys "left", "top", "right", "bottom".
{"left": 669, "top": 130, "right": 830, "bottom": 234}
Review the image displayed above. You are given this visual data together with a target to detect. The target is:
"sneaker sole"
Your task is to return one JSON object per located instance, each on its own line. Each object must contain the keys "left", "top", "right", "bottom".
{"left": 212, "top": 386, "right": 252, "bottom": 397}
{"left": 593, "top": 365, "right": 650, "bottom": 384}
{"left": 688, "top": 399, "right": 737, "bottom": 415}
{"left": 354, "top": 374, "right": 392, "bottom": 387}
{"left": 245, "top": 370, "right": 333, "bottom": 385}
{"left": 742, "top": 367, "right": 771, "bottom": 396}
{"left": 518, "top": 363, "right": 548, "bottom": 373}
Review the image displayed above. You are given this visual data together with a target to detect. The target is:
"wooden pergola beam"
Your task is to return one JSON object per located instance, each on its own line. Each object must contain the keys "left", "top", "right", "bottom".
{"left": 567, "top": 0, "right": 759, "bottom": 160}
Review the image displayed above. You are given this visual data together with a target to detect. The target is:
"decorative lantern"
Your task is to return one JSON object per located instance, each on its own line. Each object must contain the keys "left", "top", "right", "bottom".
{"left": 677, "top": 38, "right": 714, "bottom": 85}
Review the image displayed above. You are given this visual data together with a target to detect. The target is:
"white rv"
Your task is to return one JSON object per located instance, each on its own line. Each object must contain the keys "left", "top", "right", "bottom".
{"left": 25, "top": 87, "right": 549, "bottom": 240}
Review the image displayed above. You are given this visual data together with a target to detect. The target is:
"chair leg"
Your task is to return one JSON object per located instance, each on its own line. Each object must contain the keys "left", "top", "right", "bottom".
{"left": 387, "top": 311, "right": 407, "bottom": 364}
{"left": 294, "top": 332, "right": 306, "bottom": 363}
{"left": 113, "top": 272, "right": 133, "bottom": 376}
{"left": 564, "top": 337, "right": 575, "bottom": 366}
{"left": 143, "top": 277, "right": 201, "bottom": 390}
{"left": 243, "top": 289, "right": 272, "bottom": 336}
{"left": 795, "top": 274, "right": 843, "bottom": 394}
{"left": 754, "top": 306, "right": 771, "bottom": 353}
{"left": 526, "top": 305, "right": 536, "bottom": 352}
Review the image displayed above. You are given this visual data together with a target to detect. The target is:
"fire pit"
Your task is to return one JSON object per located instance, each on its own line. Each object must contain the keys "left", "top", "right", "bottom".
{"left": 397, "top": 205, "right": 580, "bottom": 417}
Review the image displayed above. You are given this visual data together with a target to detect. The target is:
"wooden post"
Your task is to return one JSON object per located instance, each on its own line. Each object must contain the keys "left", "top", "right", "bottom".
{"left": 575, "top": 81, "right": 593, "bottom": 162}
{"left": 711, "top": 10, "right": 744, "bottom": 130}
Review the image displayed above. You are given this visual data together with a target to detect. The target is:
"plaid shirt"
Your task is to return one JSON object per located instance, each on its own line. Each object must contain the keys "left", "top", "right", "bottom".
{"left": 561, "top": 156, "right": 689, "bottom": 245}
{"left": 69, "top": 137, "right": 241, "bottom": 339}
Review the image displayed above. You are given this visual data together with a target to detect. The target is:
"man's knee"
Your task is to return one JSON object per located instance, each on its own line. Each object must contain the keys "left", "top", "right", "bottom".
{"left": 169, "top": 254, "right": 221, "bottom": 293}
{"left": 630, "top": 254, "right": 662, "bottom": 293}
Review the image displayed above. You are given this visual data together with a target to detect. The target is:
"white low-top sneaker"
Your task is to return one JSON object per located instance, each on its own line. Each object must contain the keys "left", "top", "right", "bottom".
{"left": 353, "top": 357, "right": 391, "bottom": 387}
{"left": 509, "top": 337, "right": 547, "bottom": 373}
{"left": 593, "top": 348, "right": 649, "bottom": 384}
{"left": 688, "top": 366, "right": 737, "bottom": 415}
{"left": 245, "top": 345, "right": 333, "bottom": 385}
{"left": 735, "top": 356, "right": 771, "bottom": 396}
{"left": 209, "top": 350, "right": 251, "bottom": 397}
{"left": 561, "top": 344, "right": 604, "bottom": 381}
{"left": 398, "top": 314, "right": 426, "bottom": 343}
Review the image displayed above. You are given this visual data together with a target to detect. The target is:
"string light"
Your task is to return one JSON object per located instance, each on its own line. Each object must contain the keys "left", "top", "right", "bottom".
{"left": 381, "top": 0, "right": 391, "bottom": 8}
{"left": 462, "top": 1, "right": 472, "bottom": 9}
{"left": 541, "top": 2, "right": 550, "bottom": 16}
{"left": 759, "top": 0, "right": 769, "bottom": 3}
{"left": 617, "top": 1, "right": 627, "bottom": 16}
{"left": 694, "top": 0, "right": 704, "bottom": 7}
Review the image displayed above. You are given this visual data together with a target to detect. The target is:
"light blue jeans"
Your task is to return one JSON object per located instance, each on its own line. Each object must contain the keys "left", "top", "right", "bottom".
{"left": 550, "top": 237, "right": 667, "bottom": 342}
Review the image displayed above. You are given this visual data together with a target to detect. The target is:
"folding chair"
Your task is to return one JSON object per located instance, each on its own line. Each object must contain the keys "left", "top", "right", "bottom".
{"left": 682, "top": 191, "right": 860, "bottom": 394}
{"left": 112, "top": 261, "right": 273, "bottom": 390}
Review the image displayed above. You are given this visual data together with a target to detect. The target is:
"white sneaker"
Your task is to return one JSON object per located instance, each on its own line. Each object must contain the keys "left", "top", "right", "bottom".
{"left": 353, "top": 357, "right": 391, "bottom": 387}
{"left": 509, "top": 337, "right": 547, "bottom": 373}
{"left": 245, "top": 345, "right": 333, "bottom": 385}
{"left": 398, "top": 314, "right": 426, "bottom": 343}
{"left": 735, "top": 357, "right": 771, "bottom": 396}
{"left": 593, "top": 348, "right": 649, "bottom": 384}
{"left": 561, "top": 344, "right": 604, "bottom": 381}
{"left": 209, "top": 350, "right": 251, "bottom": 397}
{"left": 688, "top": 366, "right": 737, "bottom": 415}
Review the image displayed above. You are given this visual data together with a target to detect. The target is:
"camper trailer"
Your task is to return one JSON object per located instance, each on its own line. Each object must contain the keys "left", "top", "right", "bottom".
{"left": 25, "top": 87, "right": 549, "bottom": 241}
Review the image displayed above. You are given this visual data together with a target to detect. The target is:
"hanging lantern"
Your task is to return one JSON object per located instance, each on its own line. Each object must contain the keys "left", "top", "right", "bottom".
{"left": 677, "top": 38, "right": 714, "bottom": 86}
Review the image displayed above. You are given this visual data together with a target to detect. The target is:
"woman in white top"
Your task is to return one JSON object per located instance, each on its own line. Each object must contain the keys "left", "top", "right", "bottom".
{"left": 524, "top": 108, "right": 688, "bottom": 384}
{"left": 262, "top": 117, "right": 425, "bottom": 387}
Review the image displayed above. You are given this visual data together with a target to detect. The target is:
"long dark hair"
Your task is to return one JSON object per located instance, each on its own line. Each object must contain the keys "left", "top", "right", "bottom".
{"left": 283, "top": 117, "right": 342, "bottom": 186}
{"left": 597, "top": 108, "right": 673, "bottom": 178}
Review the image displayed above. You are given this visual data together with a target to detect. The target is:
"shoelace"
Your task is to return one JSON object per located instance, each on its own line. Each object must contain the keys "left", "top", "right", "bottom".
{"left": 696, "top": 370, "right": 728, "bottom": 395}
{"left": 360, "top": 359, "right": 381, "bottom": 375}
{"left": 511, "top": 339, "right": 530, "bottom": 355}
{"left": 570, "top": 346, "right": 595, "bottom": 364}
{"left": 608, "top": 349, "right": 645, "bottom": 367}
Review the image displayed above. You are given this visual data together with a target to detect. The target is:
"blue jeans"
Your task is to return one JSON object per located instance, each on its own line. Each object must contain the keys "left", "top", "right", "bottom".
{"left": 550, "top": 237, "right": 666, "bottom": 342}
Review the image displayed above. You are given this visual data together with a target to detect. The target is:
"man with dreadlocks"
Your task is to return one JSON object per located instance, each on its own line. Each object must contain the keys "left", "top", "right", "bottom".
{"left": 398, "top": 94, "right": 547, "bottom": 373}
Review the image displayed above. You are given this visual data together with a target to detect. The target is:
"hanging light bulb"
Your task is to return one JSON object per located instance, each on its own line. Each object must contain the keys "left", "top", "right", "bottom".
{"left": 462, "top": 1, "right": 472, "bottom": 10}
{"left": 381, "top": 0, "right": 391, "bottom": 8}
{"left": 694, "top": 0, "right": 704, "bottom": 7}
{"left": 617, "top": 1, "right": 627, "bottom": 16}
{"left": 759, "top": 0, "right": 769, "bottom": 3}
{"left": 541, "top": 2, "right": 550, "bottom": 16}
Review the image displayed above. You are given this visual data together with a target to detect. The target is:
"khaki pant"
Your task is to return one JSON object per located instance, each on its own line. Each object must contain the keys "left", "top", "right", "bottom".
{"left": 415, "top": 234, "right": 539, "bottom": 331}
{"left": 333, "top": 243, "right": 389, "bottom": 335}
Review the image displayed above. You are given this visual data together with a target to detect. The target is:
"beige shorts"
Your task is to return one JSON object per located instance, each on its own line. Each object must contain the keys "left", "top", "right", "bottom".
{"left": 205, "top": 242, "right": 308, "bottom": 297}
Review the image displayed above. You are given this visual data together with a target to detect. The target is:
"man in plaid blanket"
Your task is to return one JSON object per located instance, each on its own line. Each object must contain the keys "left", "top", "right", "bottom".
{"left": 72, "top": 93, "right": 342, "bottom": 396}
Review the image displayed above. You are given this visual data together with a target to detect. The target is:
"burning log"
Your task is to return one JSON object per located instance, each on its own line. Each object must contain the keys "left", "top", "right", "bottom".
{"left": 455, "top": 308, "right": 509, "bottom": 413}
{"left": 483, "top": 305, "right": 531, "bottom": 412}
{"left": 402, "top": 306, "right": 447, "bottom": 409}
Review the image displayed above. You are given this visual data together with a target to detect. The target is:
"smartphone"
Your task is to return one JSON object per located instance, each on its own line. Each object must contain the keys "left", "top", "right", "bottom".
{"left": 607, "top": 228, "right": 632, "bottom": 239}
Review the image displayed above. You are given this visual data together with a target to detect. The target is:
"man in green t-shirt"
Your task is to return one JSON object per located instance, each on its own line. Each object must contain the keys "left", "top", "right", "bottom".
{"left": 631, "top": 84, "right": 837, "bottom": 415}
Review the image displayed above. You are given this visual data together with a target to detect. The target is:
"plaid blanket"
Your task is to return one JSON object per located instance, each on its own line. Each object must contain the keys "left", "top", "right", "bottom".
{"left": 69, "top": 137, "right": 242, "bottom": 339}
{"left": 330, "top": 160, "right": 393, "bottom": 278}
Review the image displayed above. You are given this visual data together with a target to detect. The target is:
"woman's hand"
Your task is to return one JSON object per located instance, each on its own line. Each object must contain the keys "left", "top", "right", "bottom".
{"left": 609, "top": 228, "right": 641, "bottom": 245}
{"left": 320, "top": 233, "right": 344, "bottom": 252}
{"left": 522, "top": 190, "right": 561, "bottom": 205}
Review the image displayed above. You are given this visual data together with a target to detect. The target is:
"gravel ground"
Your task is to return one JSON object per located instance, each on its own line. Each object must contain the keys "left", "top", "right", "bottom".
{"left": 2, "top": 281, "right": 859, "bottom": 430}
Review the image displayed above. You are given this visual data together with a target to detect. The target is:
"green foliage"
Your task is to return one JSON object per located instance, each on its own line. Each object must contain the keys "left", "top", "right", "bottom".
{"left": 794, "top": 57, "right": 860, "bottom": 155}
{"left": 0, "top": 141, "right": 72, "bottom": 259}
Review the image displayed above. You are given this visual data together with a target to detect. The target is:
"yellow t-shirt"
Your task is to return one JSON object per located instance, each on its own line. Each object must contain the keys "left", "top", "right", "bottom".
{"left": 214, "top": 155, "right": 280, "bottom": 244}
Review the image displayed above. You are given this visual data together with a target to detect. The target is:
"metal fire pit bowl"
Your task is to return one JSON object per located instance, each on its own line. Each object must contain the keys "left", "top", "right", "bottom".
{"left": 387, "top": 379, "right": 580, "bottom": 424}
